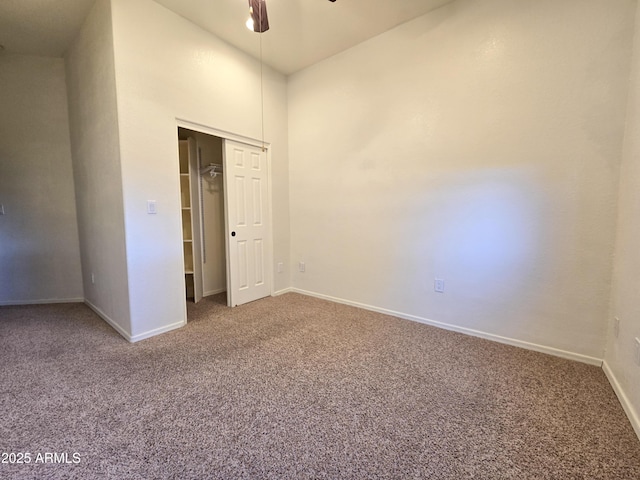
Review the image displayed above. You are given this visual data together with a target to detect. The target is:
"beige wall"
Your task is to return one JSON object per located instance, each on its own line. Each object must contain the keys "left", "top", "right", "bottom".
{"left": 288, "top": 0, "right": 635, "bottom": 361}
{"left": 0, "top": 54, "right": 83, "bottom": 305}
{"left": 606, "top": 1, "right": 640, "bottom": 439}
{"left": 65, "top": 0, "right": 131, "bottom": 335}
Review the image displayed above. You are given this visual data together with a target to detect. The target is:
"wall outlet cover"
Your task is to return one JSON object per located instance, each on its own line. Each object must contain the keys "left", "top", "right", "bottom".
{"left": 434, "top": 278, "right": 445, "bottom": 293}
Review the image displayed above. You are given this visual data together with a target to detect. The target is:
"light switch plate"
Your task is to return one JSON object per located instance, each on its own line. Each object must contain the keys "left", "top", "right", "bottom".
{"left": 0, "top": 204, "right": 4, "bottom": 215}
{"left": 147, "top": 200, "right": 157, "bottom": 214}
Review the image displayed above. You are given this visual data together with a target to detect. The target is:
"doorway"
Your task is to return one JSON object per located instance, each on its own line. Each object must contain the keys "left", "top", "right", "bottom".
{"left": 176, "top": 124, "right": 273, "bottom": 312}
{"left": 178, "top": 128, "right": 227, "bottom": 306}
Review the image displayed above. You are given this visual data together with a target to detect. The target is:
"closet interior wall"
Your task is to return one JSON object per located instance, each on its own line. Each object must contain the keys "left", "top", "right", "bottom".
{"left": 178, "top": 128, "right": 227, "bottom": 300}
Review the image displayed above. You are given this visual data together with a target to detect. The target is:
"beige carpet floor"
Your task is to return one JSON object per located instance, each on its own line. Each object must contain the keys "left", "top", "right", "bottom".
{"left": 1, "top": 292, "right": 639, "bottom": 479}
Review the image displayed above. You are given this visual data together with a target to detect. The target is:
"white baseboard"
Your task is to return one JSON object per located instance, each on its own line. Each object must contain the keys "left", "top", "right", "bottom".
{"left": 602, "top": 361, "right": 640, "bottom": 441}
{"left": 0, "top": 297, "right": 84, "bottom": 306}
{"left": 85, "top": 299, "right": 185, "bottom": 343}
{"left": 84, "top": 299, "right": 132, "bottom": 342}
{"left": 129, "top": 320, "right": 185, "bottom": 343}
{"left": 289, "top": 288, "right": 603, "bottom": 367}
{"left": 204, "top": 288, "right": 226, "bottom": 297}
{"left": 273, "top": 287, "right": 294, "bottom": 297}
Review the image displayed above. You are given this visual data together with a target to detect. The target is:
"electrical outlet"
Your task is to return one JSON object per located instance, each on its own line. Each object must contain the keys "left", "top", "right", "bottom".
{"left": 91, "top": 273, "right": 95, "bottom": 285}
{"left": 614, "top": 317, "right": 620, "bottom": 338}
{"left": 298, "top": 262, "right": 306, "bottom": 273}
{"left": 147, "top": 200, "right": 157, "bottom": 214}
{"left": 0, "top": 204, "right": 4, "bottom": 215}
{"left": 635, "top": 338, "right": 640, "bottom": 366}
{"left": 277, "top": 262, "right": 284, "bottom": 273}
{"left": 434, "top": 278, "right": 445, "bottom": 293}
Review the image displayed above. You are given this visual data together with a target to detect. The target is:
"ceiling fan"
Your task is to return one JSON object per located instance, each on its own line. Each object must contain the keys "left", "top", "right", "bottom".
{"left": 248, "top": 0, "right": 336, "bottom": 33}
{"left": 248, "top": 0, "right": 269, "bottom": 33}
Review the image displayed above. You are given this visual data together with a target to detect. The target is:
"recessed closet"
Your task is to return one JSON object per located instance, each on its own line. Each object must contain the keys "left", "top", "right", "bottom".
{"left": 178, "top": 127, "right": 226, "bottom": 304}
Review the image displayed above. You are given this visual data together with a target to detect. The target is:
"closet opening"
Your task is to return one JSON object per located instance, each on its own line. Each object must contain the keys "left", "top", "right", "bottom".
{"left": 178, "top": 127, "right": 227, "bottom": 312}
{"left": 177, "top": 120, "right": 274, "bottom": 315}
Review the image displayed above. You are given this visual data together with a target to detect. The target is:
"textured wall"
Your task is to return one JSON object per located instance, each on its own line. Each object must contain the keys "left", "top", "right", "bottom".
{"left": 288, "top": 0, "right": 635, "bottom": 359}
{"left": 607, "top": 1, "right": 640, "bottom": 438}
{"left": 65, "top": 0, "right": 131, "bottom": 335}
{"left": 0, "top": 54, "right": 83, "bottom": 304}
{"left": 110, "top": 0, "right": 290, "bottom": 338}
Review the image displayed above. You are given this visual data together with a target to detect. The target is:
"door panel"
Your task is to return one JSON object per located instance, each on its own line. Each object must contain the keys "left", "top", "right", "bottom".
{"left": 252, "top": 178, "right": 263, "bottom": 225}
{"left": 254, "top": 239, "right": 264, "bottom": 286}
{"left": 223, "top": 140, "right": 271, "bottom": 306}
{"left": 235, "top": 176, "right": 247, "bottom": 226}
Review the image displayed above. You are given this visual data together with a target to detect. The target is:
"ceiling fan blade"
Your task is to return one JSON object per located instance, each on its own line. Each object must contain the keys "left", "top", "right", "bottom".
{"left": 249, "top": 0, "right": 269, "bottom": 33}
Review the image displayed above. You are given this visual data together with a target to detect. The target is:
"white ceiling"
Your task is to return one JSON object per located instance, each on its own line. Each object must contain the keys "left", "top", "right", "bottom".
{"left": 153, "top": 0, "right": 455, "bottom": 75}
{"left": 0, "top": 0, "right": 454, "bottom": 74}
{"left": 0, "top": 0, "right": 96, "bottom": 57}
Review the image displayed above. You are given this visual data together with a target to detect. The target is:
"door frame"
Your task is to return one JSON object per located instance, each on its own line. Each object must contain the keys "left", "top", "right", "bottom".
{"left": 187, "top": 137, "right": 204, "bottom": 303}
{"left": 176, "top": 118, "right": 275, "bottom": 306}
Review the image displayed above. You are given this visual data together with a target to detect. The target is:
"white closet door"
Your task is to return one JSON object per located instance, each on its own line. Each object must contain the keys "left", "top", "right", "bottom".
{"left": 223, "top": 139, "right": 270, "bottom": 306}
{"left": 188, "top": 137, "right": 203, "bottom": 303}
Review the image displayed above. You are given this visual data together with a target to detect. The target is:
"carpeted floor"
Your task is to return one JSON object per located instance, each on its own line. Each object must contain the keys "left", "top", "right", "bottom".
{"left": 1, "top": 292, "right": 639, "bottom": 479}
